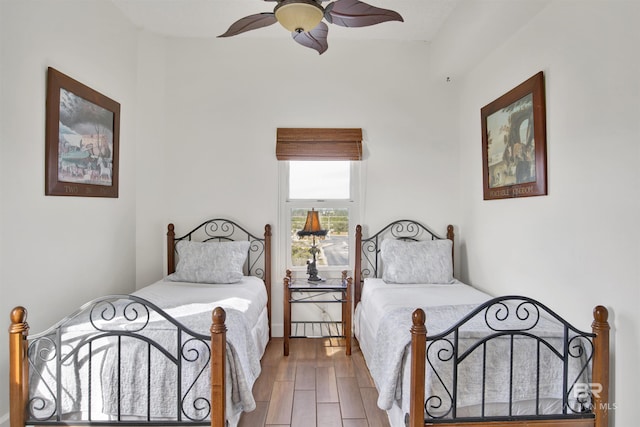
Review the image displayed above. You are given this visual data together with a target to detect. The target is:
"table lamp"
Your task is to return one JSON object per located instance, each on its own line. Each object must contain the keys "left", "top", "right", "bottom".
{"left": 297, "top": 208, "right": 328, "bottom": 281}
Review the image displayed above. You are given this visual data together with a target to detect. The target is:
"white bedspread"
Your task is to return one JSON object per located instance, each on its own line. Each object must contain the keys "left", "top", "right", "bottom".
{"left": 356, "top": 279, "right": 491, "bottom": 411}
{"left": 28, "top": 276, "right": 268, "bottom": 425}
{"left": 100, "top": 305, "right": 260, "bottom": 419}
{"left": 355, "top": 279, "right": 591, "bottom": 421}
{"left": 357, "top": 279, "right": 491, "bottom": 335}
{"left": 133, "top": 276, "right": 267, "bottom": 329}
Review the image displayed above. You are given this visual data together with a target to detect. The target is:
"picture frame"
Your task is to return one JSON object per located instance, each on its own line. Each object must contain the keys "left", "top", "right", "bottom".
{"left": 481, "top": 71, "right": 547, "bottom": 200}
{"left": 45, "top": 67, "right": 120, "bottom": 198}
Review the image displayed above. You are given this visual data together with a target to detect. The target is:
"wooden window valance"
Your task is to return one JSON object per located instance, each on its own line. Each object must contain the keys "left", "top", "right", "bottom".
{"left": 276, "top": 128, "right": 363, "bottom": 160}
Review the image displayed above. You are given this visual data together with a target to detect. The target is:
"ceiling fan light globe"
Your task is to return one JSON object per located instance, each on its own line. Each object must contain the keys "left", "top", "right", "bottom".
{"left": 274, "top": 0, "right": 324, "bottom": 33}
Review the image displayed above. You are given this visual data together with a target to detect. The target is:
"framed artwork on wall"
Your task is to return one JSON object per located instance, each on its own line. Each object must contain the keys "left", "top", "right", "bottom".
{"left": 45, "top": 67, "right": 120, "bottom": 198}
{"left": 481, "top": 71, "right": 547, "bottom": 200}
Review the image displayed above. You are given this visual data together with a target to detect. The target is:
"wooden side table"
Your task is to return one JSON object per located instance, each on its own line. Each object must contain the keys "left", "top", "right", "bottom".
{"left": 283, "top": 270, "right": 352, "bottom": 356}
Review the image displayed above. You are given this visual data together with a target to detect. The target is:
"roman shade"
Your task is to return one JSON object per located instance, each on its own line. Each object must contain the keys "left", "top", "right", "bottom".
{"left": 276, "top": 128, "right": 363, "bottom": 160}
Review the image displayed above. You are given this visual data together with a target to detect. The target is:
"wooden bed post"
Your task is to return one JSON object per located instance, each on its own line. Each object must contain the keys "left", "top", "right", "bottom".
{"left": 345, "top": 273, "right": 352, "bottom": 355}
{"left": 592, "top": 305, "right": 610, "bottom": 427}
{"left": 264, "top": 224, "right": 272, "bottom": 339}
{"left": 354, "top": 224, "right": 363, "bottom": 306}
{"left": 283, "top": 270, "right": 292, "bottom": 356}
{"left": 409, "top": 309, "right": 427, "bottom": 427}
{"left": 167, "top": 223, "right": 176, "bottom": 275}
{"left": 210, "top": 307, "right": 226, "bottom": 427}
{"left": 9, "top": 306, "right": 29, "bottom": 427}
{"left": 446, "top": 224, "right": 454, "bottom": 271}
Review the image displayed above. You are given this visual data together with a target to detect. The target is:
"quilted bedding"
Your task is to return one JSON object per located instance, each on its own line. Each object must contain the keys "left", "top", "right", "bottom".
{"left": 27, "top": 277, "right": 268, "bottom": 426}
{"left": 355, "top": 279, "right": 591, "bottom": 423}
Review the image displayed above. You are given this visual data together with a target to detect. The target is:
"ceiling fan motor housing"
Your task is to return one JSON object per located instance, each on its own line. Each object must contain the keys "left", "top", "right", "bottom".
{"left": 274, "top": 0, "right": 325, "bottom": 33}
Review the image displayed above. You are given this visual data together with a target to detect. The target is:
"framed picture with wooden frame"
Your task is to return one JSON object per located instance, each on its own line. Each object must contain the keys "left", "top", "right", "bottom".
{"left": 45, "top": 67, "right": 120, "bottom": 198}
{"left": 481, "top": 71, "right": 547, "bottom": 200}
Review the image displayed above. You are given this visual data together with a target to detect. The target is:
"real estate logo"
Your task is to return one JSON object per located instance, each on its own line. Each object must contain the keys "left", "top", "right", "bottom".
{"left": 574, "top": 383, "right": 617, "bottom": 411}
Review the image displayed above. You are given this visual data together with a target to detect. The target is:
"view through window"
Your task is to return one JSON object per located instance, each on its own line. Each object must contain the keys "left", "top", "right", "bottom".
{"left": 287, "top": 161, "right": 354, "bottom": 270}
{"left": 291, "top": 207, "right": 349, "bottom": 268}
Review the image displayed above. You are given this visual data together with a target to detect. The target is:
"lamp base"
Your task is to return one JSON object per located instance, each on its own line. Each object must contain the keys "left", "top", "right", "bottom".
{"left": 305, "top": 258, "right": 323, "bottom": 282}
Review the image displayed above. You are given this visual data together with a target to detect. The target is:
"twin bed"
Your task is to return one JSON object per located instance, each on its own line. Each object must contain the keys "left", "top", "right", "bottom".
{"left": 9, "top": 218, "right": 271, "bottom": 427}
{"left": 8, "top": 217, "right": 611, "bottom": 427}
{"left": 353, "top": 220, "right": 610, "bottom": 427}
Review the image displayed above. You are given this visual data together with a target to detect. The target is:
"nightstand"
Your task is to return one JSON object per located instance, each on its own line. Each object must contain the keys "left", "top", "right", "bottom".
{"left": 283, "top": 270, "right": 352, "bottom": 356}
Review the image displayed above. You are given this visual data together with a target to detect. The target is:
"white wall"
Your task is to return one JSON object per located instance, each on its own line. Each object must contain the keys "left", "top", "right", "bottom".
{"left": 451, "top": 2, "right": 640, "bottom": 426}
{"left": 0, "top": 0, "right": 139, "bottom": 422}
{"left": 134, "top": 36, "right": 460, "bottom": 336}
{"left": 134, "top": 32, "right": 169, "bottom": 286}
{"left": 0, "top": 1, "right": 461, "bottom": 421}
{"left": 2, "top": 0, "right": 637, "bottom": 426}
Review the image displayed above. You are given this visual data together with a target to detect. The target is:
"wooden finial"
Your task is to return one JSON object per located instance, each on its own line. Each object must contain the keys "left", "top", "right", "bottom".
{"left": 593, "top": 305, "right": 609, "bottom": 324}
{"left": 9, "top": 306, "right": 28, "bottom": 333}
{"left": 211, "top": 307, "right": 227, "bottom": 334}
{"left": 10, "top": 306, "right": 26, "bottom": 324}
{"left": 412, "top": 308, "right": 426, "bottom": 327}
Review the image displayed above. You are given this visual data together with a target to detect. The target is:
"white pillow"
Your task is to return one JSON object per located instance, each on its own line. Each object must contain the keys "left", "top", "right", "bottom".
{"left": 168, "top": 240, "right": 250, "bottom": 284}
{"left": 381, "top": 238, "right": 454, "bottom": 284}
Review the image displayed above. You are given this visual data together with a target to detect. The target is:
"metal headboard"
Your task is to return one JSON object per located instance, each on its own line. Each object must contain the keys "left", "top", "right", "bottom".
{"left": 167, "top": 219, "right": 271, "bottom": 281}
{"left": 354, "top": 220, "right": 454, "bottom": 305}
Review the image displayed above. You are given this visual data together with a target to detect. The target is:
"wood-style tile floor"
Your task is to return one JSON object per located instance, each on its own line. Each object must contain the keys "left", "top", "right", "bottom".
{"left": 238, "top": 338, "right": 391, "bottom": 427}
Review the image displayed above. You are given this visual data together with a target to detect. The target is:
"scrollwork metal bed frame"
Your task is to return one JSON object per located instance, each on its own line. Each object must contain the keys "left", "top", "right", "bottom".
{"left": 9, "top": 300, "right": 228, "bottom": 427}
{"left": 354, "top": 220, "right": 610, "bottom": 427}
{"left": 9, "top": 219, "right": 272, "bottom": 427}
{"left": 167, "top": 219, "right": 272, "bottom": 334}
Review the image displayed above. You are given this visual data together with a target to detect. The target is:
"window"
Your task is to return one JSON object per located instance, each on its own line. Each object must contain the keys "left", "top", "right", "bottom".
{"left": 288, "top": 161, "right": 354, "bottom": 270}
{"left": 282, "top": 161, "right": 359, "bottom": 273}
{"left": 277, "top": 128, "right": 362, "bottom": 276}
{"left": 289, "top": 161, "right": 350, "bottom": 199}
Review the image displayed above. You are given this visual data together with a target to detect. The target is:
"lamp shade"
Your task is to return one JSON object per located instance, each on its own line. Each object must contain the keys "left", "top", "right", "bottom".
{"left": 297, "top": 208, "right": 328, "bottom": 237}
{"left": 275, "top": 0, "right": 324, "bottom": 33}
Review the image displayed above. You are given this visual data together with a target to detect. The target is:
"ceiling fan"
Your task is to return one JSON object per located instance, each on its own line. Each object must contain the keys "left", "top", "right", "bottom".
{"left": 218, "top": 0, "right": 404, "bottom": 55}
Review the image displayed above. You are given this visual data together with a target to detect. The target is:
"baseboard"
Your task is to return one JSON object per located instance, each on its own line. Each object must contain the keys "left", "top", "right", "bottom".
{"left": 271, "top": 322, "right": 284, "bottom": 338}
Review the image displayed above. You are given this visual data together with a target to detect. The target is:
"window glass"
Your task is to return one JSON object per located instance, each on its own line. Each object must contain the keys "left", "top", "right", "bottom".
{"left": 291, "top": 207, "right": 350, "bottom": 268}
{"left": 281, "top": 160, "right": 358, "bottom": 274}
{"left": 289, "top": 161, "right": 350, "bottom": 199}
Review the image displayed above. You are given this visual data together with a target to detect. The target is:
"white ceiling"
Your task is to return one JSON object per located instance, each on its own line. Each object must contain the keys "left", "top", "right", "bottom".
{"left": 110, "top": 0, "right": 460, "bottom": 41}
{"left": 110, "top": 0, "right": 551, "bottom": 77}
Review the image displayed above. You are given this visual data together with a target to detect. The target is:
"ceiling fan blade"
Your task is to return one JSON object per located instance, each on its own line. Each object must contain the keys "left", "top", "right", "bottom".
{"left": 324, "top": 0, "right": 403, "bottom": 27}
{"left": 292, "top": 22, "right": 329, "bottom": 55}
{"left": 218, "top": 13, "right": 278, "bottom": 37}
